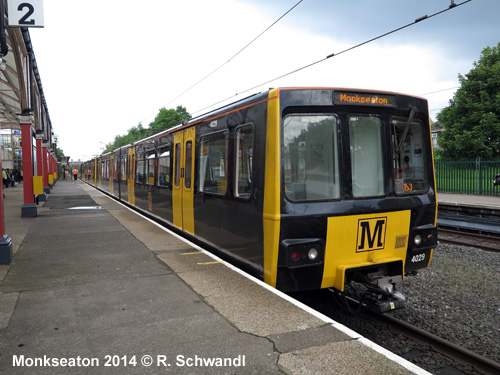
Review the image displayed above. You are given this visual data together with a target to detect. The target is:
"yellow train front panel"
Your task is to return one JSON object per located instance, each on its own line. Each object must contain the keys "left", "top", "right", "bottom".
{"left": 321, "top": 210, "right": 411, "bottom": 291}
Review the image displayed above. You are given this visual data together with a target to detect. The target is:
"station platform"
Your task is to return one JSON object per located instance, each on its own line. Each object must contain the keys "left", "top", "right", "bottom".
{"left": 0, "top": 179, "right": 430, "bottom": 375}
{"left": 438, "top": 192, "right": 500, "bottom": 210}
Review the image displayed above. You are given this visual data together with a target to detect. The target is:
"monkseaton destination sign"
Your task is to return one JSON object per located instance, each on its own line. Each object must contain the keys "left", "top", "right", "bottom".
{"left": 334, "top": 91, "right": 396, "bottom": 107}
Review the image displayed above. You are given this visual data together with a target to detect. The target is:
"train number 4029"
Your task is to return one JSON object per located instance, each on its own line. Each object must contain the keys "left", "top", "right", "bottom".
{"left": 411, "top": 253, "right": 425, "bottom": 263}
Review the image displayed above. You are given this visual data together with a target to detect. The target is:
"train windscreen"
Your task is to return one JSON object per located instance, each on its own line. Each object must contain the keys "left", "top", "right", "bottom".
{"left": 392, "top": 117, "right": 429, "bottom": 195}
{"left": 283, "top": 114, "right": 340, "bottom": 201}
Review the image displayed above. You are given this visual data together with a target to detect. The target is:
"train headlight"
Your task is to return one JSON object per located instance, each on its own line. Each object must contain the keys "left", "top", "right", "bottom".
{"left": 410, "top": 225, "right": 437, "bottom": 250}
{"left": 281, "top": 239, "right": 324, "bottom": 268}
{"left": 414, "top": 234, "right": 422, "bottom": 246}
{"left": 308, "top": 248, "right": 318, "bottom": 261}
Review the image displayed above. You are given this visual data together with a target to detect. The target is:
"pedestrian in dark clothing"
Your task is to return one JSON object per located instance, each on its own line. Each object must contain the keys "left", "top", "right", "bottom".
{"left": 8, "top": 170, "right": 15, "bottom": 187}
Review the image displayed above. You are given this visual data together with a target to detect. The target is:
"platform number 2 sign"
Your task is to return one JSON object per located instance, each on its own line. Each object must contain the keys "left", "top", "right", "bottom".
{"left": 7, "top": 0, "right": 44, "bottom": 28}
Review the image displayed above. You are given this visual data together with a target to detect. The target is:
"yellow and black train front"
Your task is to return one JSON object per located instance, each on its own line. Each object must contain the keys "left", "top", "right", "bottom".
{"left": 264, "top": 88, "right": 437, "bottom": 312}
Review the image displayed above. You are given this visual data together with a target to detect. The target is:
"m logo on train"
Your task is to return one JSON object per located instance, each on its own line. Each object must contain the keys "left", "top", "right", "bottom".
{"left": 357, "top": 218, "right": 387, "bottom": 252}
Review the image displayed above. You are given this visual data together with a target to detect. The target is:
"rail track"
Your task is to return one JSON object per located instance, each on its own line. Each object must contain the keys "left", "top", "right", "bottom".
{"left": 438, "top": 228, "right": 500, "bottom": 252}
{"left": 372, "top": 313, "right": 500, "bottom": 375}
{"left": 437, "top": 203, "right": 500, "bottom": 251}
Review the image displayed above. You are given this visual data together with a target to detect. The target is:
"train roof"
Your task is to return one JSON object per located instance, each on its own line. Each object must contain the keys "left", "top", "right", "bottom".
{"left": 92, "top": 87, "right": 428, "bottom": 160}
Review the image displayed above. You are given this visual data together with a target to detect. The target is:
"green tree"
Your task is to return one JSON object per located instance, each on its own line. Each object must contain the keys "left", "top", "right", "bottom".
{"left": 437, "top": 42, "right": 500, "bottom": 159}
{"left": 149, "top": 106, "right": 191, "bottom": 132}
{"left": 56, "top": 147, "right": 65, "bottom": 161}
{"left": 102, "top": 106, "right": 191, "bottom": 154}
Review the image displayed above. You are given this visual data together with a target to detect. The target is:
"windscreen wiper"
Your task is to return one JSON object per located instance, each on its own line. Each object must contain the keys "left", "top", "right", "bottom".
{"left": 397, "top": 106, "right": 418, "bottom": 153}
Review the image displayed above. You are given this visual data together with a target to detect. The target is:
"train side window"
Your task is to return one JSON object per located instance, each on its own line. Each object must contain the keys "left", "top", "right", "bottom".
{"left": 158, "top": 149, "right": 170, "bottom": 187}
{"left": 101, "top": 160, "right": 106, "bottom": 179}
{"left": 114, "top": 157, "right": 119, "bottom": 180}
{"left": 121, "top": 156, "right": 127, "bottom": 181}
{"left": 174, "top": 143, "right": 181, "bottom": 187}
{"left": 349, "top": 115, "right": 385, "bottom": 197}
{"left": 235, "top": 125, "right": 253, "bottom": 198}
{"left": 392, "top": 117, "right": 428, "bottom": 195}
{"left": 146, "top": 152, "right": 156, "bottom": 185}
{"left": 199, "top": 131, "right": 228, "bottom": 195}
{"left": 283, "top": 115, "right": 340, "bottom": 201}
{"left": 136, "top": 157, "right": 145, "bottom": 184}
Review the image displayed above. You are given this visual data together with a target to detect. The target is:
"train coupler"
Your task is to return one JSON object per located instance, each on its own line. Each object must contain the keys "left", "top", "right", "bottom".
{"left": 361, "top": 273, "right": 406, "bottom": 313}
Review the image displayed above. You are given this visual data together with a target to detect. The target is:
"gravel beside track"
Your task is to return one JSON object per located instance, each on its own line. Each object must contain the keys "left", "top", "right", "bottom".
{"left": 393, "top": 243, "right": 500, "bottom": 366}
{"left": 291, "top": 243, "right": 499, "bottom": 374}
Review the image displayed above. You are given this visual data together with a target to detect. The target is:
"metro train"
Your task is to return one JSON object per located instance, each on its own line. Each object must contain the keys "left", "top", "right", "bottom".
{"left": 83, "top": 87, "right": 438, "bottom": 313}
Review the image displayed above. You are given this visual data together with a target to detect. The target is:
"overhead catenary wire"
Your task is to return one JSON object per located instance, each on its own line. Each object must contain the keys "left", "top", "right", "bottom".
{"left": 419, "top": 87, "right": 460, "bottom": 96}
{"left": 192, "top": 0, "right": 472, "bottom": 116}
{"left": 164, "top": 0, "right": 304, "bottom": 108}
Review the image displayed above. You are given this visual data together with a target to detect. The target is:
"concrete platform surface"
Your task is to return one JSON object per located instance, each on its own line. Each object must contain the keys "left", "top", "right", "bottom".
{"left": 0, "top": 180, "right": 430, "bottom": 374}
{"left": 438, "top": 192, "right": 500, "bottom": 209}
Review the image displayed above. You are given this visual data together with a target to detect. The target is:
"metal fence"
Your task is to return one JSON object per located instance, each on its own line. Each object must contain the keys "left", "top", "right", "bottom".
{"left": 435, "top": 159, "right": 500, "bottom": 195}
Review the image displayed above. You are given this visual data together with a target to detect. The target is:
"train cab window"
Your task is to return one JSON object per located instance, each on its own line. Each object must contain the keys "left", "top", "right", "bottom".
{"left": 283, "top": 115, "right": 340, "bottom": 201}
{"left": 158, "top": 149, "right": 170, "bottom": 187}
{"left": 349, "top": 115, "right": 385, "bottom": 197}
{"left": 146, "top": 152, "right": 156, "bottom": 185}
{"left": 392, "top": 118, "right": 429, "bottom": 195}
{"left": 174, "top": 143, "right": 181, "bottom": 187}
{"left": 235, "top": 125, "right": 253, "bottom": 198}
{"left": 199, "top": 131, "right": 228, "bottom": 195}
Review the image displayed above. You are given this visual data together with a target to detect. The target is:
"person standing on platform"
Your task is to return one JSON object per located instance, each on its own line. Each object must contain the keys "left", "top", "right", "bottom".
{"left": 73, "top": 168, "right": 78, "bottom": 181}
{"left": 7, "top": 170, "right": 15, "bottom": 187}
{"left": 2, "top": 169, "right": 8, "bottom": 189}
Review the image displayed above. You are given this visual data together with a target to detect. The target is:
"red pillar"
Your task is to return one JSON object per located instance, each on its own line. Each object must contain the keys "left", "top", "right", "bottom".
{"left": 53, "top": 153, "right": 58, "bottom": 181}
{"left": 0, "top": 139, "right": 13, "bottom": 264}
{"left": 35, "top": 132, "right": 47, "bottom": 201}
{"left": 49, "top": 152, "right": 55, "bottom": 187}
{"left": 42, "top": 142, "right": 50, "bottom": 193}
{"left": 20, "top": 115, "right": 37, "bottom": 218}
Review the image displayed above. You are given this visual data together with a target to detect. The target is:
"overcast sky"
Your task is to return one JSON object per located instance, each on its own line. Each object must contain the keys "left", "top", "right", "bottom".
{"left": 27, "top": 0, "right": 500, "bottom": 161}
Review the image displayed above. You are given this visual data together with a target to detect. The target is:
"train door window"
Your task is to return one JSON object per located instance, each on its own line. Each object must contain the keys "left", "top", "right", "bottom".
{"left": 174, "top": 143, "right": 181, "bottom": 187}
{"left": 147, "top": 152, "right": 156, "bottom": 185}
{"left": 199, "top": 131, "right": 228, "bottom": 195}
{"left": 185, "top": 141, "right": 192, "bottom": 189}
{"left": 348, "top": 115, "right": 385, "bottom": 197}
{"left": 235, "top": 125, "right": 253, "bottom": 198}
{"left": 392, "top": 117, "right": 428, "bottom": 195}
{"left": 158, "top": 149, "right": 170, "bottom": 187}
{"left": 283, "top": 115, "right": 340, "bottom": 201}
{"left": 127, "top": 155, "right": 131, "bottom": 181}
{"left": 132, "top": 154, "right": 135, "bottom": 181}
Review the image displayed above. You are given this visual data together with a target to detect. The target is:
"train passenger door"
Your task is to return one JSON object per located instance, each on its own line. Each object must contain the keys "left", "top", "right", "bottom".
{"left": 127, "top": 147, "right": 136, "bottom": 205}
{"left": 172, "top": 127, "right": 195, "bottom": 234}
